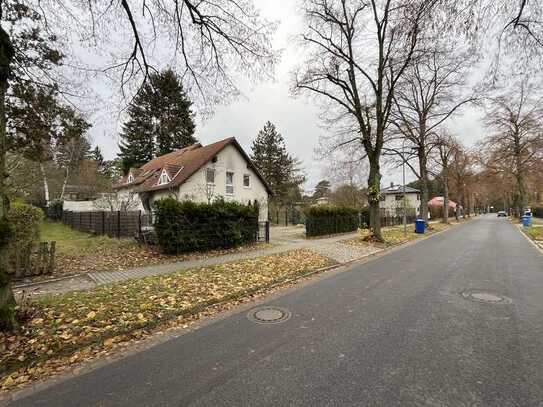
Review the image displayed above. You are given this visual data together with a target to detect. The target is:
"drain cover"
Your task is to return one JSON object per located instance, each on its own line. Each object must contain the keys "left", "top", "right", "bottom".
{"left": 462, "top": 290, "right": 511, "bottom": 304}
{"left": 247, "top": 307, "right": 291, "bottom": 324}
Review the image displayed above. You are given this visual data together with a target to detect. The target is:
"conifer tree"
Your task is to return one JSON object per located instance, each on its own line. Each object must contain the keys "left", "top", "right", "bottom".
{"left": 119, "top": 68, "right": 196, "bottom": 172}
{"left": 251, "top": 121, "right": 305, "bottom": 202}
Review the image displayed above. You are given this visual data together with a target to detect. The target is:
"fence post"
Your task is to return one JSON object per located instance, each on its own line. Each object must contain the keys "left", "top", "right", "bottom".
{"left": 265, "top": 221, "right": 270, "bottom": 243}
{"left": 138, "top": 210, "right": 142, "bottom": 239}
{"left": 285, "top": 207, "right": 288, "bottom": 226}
{"left": 102, "top": 211, "right": 106, "bottom": 235}
{"left": 117, "top": 210, "right": 121, "bottom": 239}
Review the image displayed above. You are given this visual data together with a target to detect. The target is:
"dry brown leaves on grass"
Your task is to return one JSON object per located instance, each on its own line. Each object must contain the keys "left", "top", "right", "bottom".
{"left": 0, "top": 249, "right": 333, "bottom": 393}
{"left": 344, "top": 223, "right": 452, "bottom": 248}
{"left": 54, "top": 242, "right": 270, "bottom": 276}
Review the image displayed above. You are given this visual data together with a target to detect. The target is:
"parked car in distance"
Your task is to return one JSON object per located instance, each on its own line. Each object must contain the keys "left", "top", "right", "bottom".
{"left": 497, "top": 211, "right": 507, "bottom": 217}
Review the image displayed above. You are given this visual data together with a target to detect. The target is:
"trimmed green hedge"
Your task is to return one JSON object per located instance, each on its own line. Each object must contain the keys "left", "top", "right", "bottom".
{"left": 153, "top": 198, "right": 259, "bottom": 254}
{"left": 6, "top": 202, "right": 43, "bottom": 274}
{"left": 305, "top": 205, "right": 360, "bottom": 237}
{"left": 533, "top": 207, "right": 543, "bottom": 218}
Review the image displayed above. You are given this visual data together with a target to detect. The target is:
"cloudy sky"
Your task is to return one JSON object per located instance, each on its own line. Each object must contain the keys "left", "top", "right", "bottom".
{"left": 89, "top": 0, "right": 487, "bottom": 194}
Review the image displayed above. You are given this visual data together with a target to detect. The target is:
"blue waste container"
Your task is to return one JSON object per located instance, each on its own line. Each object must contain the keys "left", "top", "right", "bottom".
{"left": 522, "top": 215, "right": 532, "bottom": 227}
{"left": 415, "top": 219, "right": 426, "bottom": 234}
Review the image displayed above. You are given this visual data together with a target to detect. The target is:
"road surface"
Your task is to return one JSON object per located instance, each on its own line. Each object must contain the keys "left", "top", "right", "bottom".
{"left": 11, "top": 215, "right": 543, "bottom": 406}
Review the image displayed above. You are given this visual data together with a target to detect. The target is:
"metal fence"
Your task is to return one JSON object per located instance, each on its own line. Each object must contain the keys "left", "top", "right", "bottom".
{"left": 61, "top": 210, "right": 152, "bottom": 238}
{"left": 358, "top": 210, "right": 418, "bottom": 229}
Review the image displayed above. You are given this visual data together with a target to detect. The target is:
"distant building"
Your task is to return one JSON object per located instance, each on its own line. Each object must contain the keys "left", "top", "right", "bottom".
{"left": 428, "top": 196, "right": 458, "bottom": 210}
{"left": 428, "top": 196, "right": 460, "bottom": 218}
{"left": 315, "top": 196, "right": 331, "bottom": 205}
{"left": 379, "top": 183, "right": 420, "bottom": 215}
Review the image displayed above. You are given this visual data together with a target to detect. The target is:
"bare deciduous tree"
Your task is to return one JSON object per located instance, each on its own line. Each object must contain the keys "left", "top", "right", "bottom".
{"left": 293, "top": 0, "right": 437, "bottom": 241}
{"left": 449, "top": 143, "right": 475, "bottom": 220}
{"left": 432, "top": 132, "right": 459, "bottom": 223}
{"left": 481, "top": 84, "right": 543, "bottom": 216}
{"left": 387, "top": 47, "right": 476, "bottom": 222}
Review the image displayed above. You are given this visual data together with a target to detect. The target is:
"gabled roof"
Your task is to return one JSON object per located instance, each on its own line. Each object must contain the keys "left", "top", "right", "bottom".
{"left": 114, "top": 137, "right": 273, "bottom": 195}
{"left": 381, "top": 184, "right": 420, "bottom": 194}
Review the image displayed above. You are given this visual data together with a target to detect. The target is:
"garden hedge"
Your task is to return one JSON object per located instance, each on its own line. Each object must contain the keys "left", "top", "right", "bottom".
{"left": 153, "top": 198, "right": 259, "bottom": 254}
{"left": 305, "top": 205, "right": 360, "bottom": 237}
{"left": 6, "top": 202, "right": 43, "bottom": 274}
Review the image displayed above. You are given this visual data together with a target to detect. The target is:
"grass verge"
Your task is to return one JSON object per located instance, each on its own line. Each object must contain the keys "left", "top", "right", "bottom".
{"left": 343, "top": 221, "right": 453, "bottom": 248}
{"left": 522, "top": 226, "right": 543, "bottom": 241}
{"left": 1, "top": 249, "right": 333, "bottom": 392}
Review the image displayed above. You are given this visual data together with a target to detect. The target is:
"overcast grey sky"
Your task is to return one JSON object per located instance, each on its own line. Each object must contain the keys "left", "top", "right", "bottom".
{"left": 89, "top": 0, "right": 487, "bottom": 194}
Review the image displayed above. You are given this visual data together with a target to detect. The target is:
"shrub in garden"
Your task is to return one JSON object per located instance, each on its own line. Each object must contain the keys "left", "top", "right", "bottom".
{"left": 6, "top": 202, "right": 43, "bottom": 247}
{"left": 6, "top": 202, "right": 43, "bottom": 273}
{"left": 533, "top": 207, "right": 543, "bottom": 218}
{"left": 305, "top": 205, "right": 359, "bottom": 237}
{"left": 47, "top": 199, "right": 63, "bottom": 220}
{"left": 153, "top": 198, "right": 259, "bottom": 254}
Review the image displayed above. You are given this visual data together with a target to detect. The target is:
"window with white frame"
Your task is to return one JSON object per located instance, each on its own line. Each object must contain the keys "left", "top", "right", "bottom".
{"left": 226, "top": 171, "right": 234, "bottom": 195}
{"left": 206, "top": 168, "right": 215, "bottom": 184}
{"left": 243, "top": 174, "right": 250, "bottom": 187}
{"left": 158, "top": 169, "right": 170, "bottom": 185}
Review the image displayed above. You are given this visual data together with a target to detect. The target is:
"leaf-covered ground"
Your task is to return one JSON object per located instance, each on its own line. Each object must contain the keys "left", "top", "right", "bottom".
{"left": 344, "top": 221, "right": 453, "bottom": 248}
{"left": 1, "top": 249, "right": 333, "bottom": 393}
{"left": 39, "top": 221, "right": 269, "bottom": 278}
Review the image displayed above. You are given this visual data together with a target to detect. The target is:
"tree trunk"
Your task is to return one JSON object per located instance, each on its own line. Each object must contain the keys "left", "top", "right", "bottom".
{"left": 418, "top": 149, "right": 429, "bottom": 223}
{"left": 60, "top": 167, "right": 69, "bottom": 200}
{"left": 442, "top": 175, "right": 449, "bottom": 224}
{"left": 39, "top": 162, "right": 50, "bottom": 206}
{"left": 0, "top": 23, "right": 16, "bottom": 331}
{"left": 367, "top": 160, "right": 383, "bottom": 241}
{"left": 516, "top": 172, "right": 526, "bottom": 217}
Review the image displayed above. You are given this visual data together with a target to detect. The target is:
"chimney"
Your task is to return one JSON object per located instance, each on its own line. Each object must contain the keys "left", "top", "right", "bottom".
{"left": 390, "top": 182, "right": 394, "bottom": 188}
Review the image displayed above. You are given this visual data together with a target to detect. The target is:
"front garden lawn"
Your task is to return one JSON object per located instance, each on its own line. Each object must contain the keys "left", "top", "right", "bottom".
{"left": 39, "top": 221, "right": 269, "bottom": 277}
{"left": 40, "top": 220, "right": 137, "bottom": 256}
{"left": 1, "top": 249, "right": 333, "bottom": 392}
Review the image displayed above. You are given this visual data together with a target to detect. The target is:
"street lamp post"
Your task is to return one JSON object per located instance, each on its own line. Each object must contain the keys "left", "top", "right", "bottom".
{"left": 402, "top": 138, "right": 407, "bottom": 238}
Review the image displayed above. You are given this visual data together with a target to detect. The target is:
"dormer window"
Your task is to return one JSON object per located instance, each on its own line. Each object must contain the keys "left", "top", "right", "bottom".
{"left": 158, "top": 169, "right": 171, "bottom": 185}
{"left": 127, "top": 173, "right": 134, "bottom": 183}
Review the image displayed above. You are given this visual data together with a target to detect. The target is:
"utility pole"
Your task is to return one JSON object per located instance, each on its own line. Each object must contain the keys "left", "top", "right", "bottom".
{"left": 402, "top": 138, "right": 407, "bottom": 238}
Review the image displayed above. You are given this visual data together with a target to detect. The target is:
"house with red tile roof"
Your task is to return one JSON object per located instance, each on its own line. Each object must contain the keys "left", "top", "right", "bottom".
{"left": 113, "top": 137, "right": 272, "bottom": 221}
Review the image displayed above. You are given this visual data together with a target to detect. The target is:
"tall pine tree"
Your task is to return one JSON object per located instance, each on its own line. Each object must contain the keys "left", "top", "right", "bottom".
{"left": 251, "top": 121, "right": 305, "bottom": 202}
{"left": 118, "top": 68, "right": 196, "bottom": 172}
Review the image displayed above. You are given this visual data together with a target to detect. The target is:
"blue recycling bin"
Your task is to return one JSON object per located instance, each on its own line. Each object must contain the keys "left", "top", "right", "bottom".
{"left": 415, "top": 219, "right": 426, "bottom": 234}
{"left": 522, "top": 215, "right": 532, "bottom": 227}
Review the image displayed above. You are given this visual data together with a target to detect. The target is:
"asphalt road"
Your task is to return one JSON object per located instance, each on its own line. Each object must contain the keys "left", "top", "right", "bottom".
{"left": 11, "top": 215, "right": 543, "bottom": 406}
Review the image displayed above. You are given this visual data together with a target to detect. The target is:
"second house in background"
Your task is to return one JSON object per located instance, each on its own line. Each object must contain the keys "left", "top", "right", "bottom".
{"left": 379, "top": 183, "right": 421, "bottom": 217}
{"left": 113, "top": 137, "right": 272, "bottom": 221}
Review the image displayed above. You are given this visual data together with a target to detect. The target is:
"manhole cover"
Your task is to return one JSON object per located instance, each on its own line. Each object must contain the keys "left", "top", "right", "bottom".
{"left": 247, "top": 307, "right": 291, "bottom": 324}
{"left": 462, "top": 290, "right": 511, "bottom": 304}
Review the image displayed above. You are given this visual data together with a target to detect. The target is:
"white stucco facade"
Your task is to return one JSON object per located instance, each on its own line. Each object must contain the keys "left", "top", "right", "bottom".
{"left": 116, "top": 144, "right": 269, "bottom": 221}
{"left": 379, "top": 185, "right": 421, "bottom": 215}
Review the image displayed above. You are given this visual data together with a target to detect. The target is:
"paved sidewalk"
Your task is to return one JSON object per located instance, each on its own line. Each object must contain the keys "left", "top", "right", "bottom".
{"left": 15, "top": 231, "right": 380, "bottom": 297}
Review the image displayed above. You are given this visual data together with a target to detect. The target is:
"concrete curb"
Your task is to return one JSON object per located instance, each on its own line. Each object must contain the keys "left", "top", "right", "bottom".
{"left": 516, "top": 224, "right": 543, "bottom": 256}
